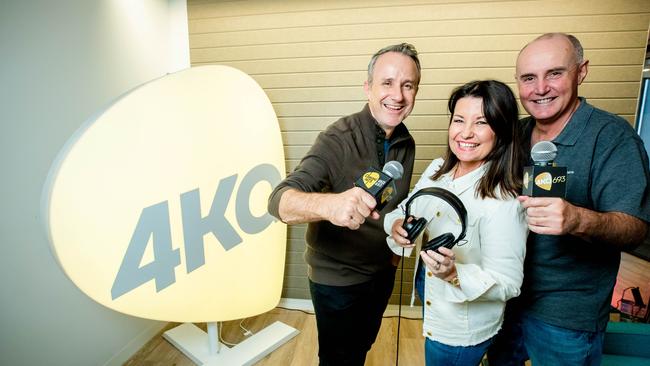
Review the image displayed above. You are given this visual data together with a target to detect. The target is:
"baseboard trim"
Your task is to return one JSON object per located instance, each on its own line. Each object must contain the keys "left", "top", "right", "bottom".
{"left": 103, "top": 321, "right": 167, "bottom": 366}
{"left": 384, "top": 304, "right": 424, "bottom": 319}
{"left": 278, "top": 298, "right": 314, "bottom": 312}
{"left": 278, "top": 298, "right": 423, "bottom": 319}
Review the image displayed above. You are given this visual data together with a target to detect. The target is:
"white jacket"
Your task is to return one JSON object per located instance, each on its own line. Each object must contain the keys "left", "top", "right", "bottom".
{"left": 384, "top": 158, "right": 527, "bottom": 346}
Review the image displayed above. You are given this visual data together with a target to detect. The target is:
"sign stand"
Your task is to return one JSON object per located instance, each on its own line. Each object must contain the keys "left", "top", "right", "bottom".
{"left": 163, "top": 321, "right": 299, "bottom": 365}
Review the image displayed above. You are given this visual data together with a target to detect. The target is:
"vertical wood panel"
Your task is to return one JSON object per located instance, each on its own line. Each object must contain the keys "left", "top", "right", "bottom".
{"left": 187, "top": 0, "right": 650, "bottom": 302}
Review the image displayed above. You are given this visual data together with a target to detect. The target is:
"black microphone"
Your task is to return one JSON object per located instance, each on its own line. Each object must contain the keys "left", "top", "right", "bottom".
{"left": 354, "top": 161, "right": 403, "bottom": 211}
{"left": 522, "top": 141, "right": 567, "bottom": 197}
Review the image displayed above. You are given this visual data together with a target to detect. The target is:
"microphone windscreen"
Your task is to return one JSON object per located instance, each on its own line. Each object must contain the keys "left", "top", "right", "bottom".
{"left": 383, "top": 161, "right": 403, "bottom": 180}
{"left": 531, "top": 141, "right": 557, "bottom": 164}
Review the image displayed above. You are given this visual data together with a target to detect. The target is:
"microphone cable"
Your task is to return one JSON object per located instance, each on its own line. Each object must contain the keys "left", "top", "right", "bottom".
{"left": 395, "top": 247, "right": 405, "bottom": 366}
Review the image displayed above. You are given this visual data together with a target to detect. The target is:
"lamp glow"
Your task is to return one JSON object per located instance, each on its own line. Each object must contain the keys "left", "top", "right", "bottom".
{"left": 42, "top": 65, "right": 288, "bottom": 323}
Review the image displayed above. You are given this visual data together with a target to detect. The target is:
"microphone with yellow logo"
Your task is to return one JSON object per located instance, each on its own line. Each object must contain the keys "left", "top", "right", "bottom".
{"left": 522, "top": 141, "right": 567, "bottom": 197}
{"left": 354, "top": 161, "right": 404, "bottom": 211}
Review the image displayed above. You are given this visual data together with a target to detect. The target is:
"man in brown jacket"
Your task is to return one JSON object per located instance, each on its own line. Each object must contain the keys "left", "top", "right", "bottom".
{"left": 268, "top": 43, "right": 421, "bottom": 365}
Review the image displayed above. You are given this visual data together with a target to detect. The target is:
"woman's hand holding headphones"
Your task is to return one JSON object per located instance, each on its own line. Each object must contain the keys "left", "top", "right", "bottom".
{"left": 420, "top": 246, "right": 456, "bottom": 279}
{"left": 390, "top": 218, "right": 416, "bottom": 248}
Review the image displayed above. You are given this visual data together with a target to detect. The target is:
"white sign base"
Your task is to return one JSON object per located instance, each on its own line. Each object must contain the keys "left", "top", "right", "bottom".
{"left": 163, "top": 321, "right": 299, "bottom": 365}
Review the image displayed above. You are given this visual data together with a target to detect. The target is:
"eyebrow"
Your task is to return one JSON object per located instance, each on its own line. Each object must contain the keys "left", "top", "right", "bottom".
{"left": 548, "top": 66, "right": 568, "bottom": 73}
{"left": 518, "top": 66, "right": 569, "bottom": 78}
{"left": 452, "top": 114, "right": 485, "bottom": 120}
{"left": 379, "top": 76, "right": 416, "bottom": 83}
{"left": 398, "top": 78, "right": 416, "bottom": 85}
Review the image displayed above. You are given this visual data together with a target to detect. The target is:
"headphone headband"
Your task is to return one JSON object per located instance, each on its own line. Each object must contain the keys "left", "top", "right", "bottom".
{"left": 403, "top": 187, "right": 467, "bottom": 243}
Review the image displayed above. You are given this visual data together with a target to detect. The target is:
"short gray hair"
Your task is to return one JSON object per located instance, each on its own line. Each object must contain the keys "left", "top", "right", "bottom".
{"left": 367, "top": 43, "right": 421, "bottom": 84}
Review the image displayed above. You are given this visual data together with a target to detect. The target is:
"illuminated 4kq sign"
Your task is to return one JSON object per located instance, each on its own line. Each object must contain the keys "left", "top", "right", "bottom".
{"left": 42, "top": 66, "right": 286, "bottom": 322}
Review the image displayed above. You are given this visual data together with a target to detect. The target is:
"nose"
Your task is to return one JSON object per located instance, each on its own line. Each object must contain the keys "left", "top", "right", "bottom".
{"left": 534, "top": 78, "right": 550, "bottom": 95}
{"left": 461, "top": 122, "right": 474, "bottom": 138}
{"left": 390, "top": 83, "right": 404, "bottom": 101}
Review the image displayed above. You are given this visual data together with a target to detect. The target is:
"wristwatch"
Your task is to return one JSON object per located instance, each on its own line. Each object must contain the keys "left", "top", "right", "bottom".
{"left": 448, "top": 276, "right": 460, "bottom": 287}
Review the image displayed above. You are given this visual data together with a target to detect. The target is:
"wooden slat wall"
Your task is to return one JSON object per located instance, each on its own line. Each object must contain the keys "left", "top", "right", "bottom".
{"left": 187, "top": 0, "right": 650, "bottom": 303}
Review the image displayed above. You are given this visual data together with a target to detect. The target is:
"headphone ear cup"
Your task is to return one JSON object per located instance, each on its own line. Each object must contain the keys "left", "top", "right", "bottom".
{"left": 421, "top": 232, "right": 456, "bottom": 253}
{"left": 402, "top": 216, "right": 427, "bottom": 242}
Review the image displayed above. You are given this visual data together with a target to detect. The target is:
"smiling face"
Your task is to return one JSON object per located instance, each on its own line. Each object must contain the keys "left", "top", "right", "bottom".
{"left": 448, "top": 96, "right": 496, "bottom": 173}
{"left": 516, "top": 35, "right": 588, "bottom": 126}
{"left": 364, "top": 52, "right": 419, "bottom": 137}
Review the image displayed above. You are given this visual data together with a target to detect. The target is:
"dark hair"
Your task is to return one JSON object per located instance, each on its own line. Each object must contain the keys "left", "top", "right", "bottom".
{"left": 431, "top": 80, "right": 524, "bottom": 199}
{"left": 367, "top": 43, "right": 421, "bottom": 85}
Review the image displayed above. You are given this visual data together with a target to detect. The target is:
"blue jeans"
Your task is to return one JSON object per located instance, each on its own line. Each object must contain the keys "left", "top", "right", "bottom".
{"left": 417, "top": 262, "right": 493, "bottom": 365}
{"left": 415, "top": 260, "right": 425, "bottom": 303}
{"left": 522, "top": 314, "right": 604, "bottom": 366}
{"left": 488, "top": 309, "right": 605, "bottom": 366}
{"left": 486, "top": 301, "right": 528, "bottom": 366}
{"left": 426, "top": 337, "right": 492, "bottom": 366}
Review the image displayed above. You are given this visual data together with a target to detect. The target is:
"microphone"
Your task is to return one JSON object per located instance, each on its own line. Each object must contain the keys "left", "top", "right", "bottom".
{"left": 354, "top": 161, "right": 404, "bottom": 211}
{"left": 522, "top": 141, "right": 567, "bottom": 197}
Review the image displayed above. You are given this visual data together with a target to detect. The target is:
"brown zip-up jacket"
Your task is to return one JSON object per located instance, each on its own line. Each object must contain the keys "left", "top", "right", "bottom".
{"left": 268, "top": 104, "right": 415, "bottom": 286}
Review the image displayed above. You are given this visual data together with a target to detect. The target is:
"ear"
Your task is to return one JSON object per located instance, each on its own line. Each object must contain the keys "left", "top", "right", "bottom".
{"left": 363, "top": 80, "right": 370, "bottom": 98}
{"left": 576, "top": 60, "right": 589, "bottom": 85}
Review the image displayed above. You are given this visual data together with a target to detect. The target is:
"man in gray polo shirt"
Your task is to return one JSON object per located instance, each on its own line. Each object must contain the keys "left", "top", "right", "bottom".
{"left": 488, "top": 33, "right": 650, "bottom": 365}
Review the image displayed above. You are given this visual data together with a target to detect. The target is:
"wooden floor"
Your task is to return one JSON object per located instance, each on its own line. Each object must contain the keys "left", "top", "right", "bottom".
{"left": 124, "top": 309, "right": 424, "bottom": 366}
{"left": 125, "top": 252, "right": 650, "bottom": 366}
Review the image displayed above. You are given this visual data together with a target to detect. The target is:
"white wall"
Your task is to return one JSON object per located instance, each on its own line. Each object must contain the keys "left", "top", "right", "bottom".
{"left": 0, "top": 1, "right": 189, "bottom": 365}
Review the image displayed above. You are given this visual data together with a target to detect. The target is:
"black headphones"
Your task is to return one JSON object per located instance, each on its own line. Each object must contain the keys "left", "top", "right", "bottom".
{"left": 401, "top": 187, "right": 468, "bottom": 252}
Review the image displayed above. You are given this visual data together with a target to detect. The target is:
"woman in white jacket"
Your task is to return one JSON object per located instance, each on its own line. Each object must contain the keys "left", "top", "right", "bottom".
{"left": 384, "top": 80, "right": 528, "bottom": 366}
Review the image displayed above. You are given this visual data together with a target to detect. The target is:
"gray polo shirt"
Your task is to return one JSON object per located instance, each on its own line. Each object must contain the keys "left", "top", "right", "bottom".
{"left": 520, "top": 98, "right": 650, "bottom": 332}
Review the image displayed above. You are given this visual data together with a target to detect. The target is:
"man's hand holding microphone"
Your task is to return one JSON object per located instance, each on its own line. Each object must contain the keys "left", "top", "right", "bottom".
{"left": 518, "top": 196, "right": 580, "bottom": 236}
{"left": 278, "top": 161, "right": 403, "bottom": 230}
{"left": 332, "top": 160, "right": 403, "bottom": 230}
{"left": 325, "top": 187, "right": 380, "bottom": 229}
{"left": 520, "top": 140, "right": 575, "bottom": 235}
